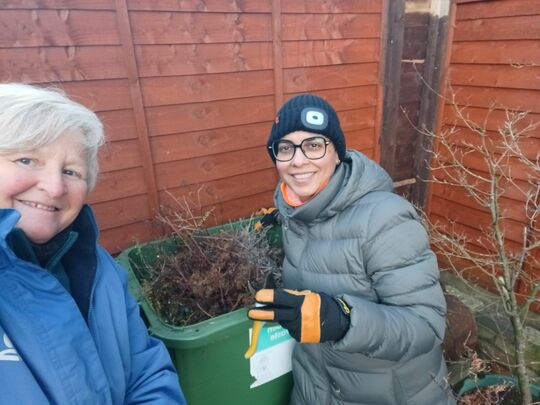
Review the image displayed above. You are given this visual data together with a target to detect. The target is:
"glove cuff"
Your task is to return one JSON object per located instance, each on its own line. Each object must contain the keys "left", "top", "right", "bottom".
{"left": 319, "top": 295, "right": 351, "bottom": 342}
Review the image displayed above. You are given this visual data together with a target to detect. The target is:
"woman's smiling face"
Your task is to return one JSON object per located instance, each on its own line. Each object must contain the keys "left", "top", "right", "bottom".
{"left": 0, "top": 131, "right": 89, "bottom": 243}
{"left": 275, "top": 130, "right": 339, "bottom": 202}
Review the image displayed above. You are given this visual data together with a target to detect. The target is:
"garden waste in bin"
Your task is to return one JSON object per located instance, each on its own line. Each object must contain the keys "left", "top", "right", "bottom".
{"left": 116, "top": 219, "right": 294, "bottom": 405}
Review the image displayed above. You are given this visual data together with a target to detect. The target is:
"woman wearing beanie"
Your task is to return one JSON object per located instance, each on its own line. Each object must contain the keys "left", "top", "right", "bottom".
{"left": 248, "top": 94, "right": 453, "bottom": 404}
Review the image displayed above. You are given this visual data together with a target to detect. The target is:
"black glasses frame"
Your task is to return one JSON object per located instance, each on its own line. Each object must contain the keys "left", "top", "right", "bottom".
{"left": 269, "top": 136, "right": 330, "bottom": 162}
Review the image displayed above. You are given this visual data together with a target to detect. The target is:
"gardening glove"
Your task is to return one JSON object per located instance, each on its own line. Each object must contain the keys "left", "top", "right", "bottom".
{"left": 253, "top": 207, "right": 279, "bottom": 231}
{"left": 247, "top": 288, "right": 351, "bottom": 343}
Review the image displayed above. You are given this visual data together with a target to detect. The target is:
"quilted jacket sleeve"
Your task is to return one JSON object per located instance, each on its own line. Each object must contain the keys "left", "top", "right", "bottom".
{"left": 333, "top": 194, "right": 447, "bottom": 362}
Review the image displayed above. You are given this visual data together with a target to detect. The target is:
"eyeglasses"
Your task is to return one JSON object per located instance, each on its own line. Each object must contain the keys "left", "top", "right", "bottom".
{"left": 269, "top": 136, "right": 330, "bottom": 162}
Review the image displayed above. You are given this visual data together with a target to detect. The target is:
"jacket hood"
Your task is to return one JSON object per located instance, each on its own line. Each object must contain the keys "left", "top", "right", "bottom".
{"left": 275, "top": 150, "right": 394, "bottom": 223}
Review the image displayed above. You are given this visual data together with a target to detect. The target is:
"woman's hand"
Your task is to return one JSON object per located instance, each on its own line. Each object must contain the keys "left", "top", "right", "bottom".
{"left": 248, "top": 288, "right": 351, "bottom": 343}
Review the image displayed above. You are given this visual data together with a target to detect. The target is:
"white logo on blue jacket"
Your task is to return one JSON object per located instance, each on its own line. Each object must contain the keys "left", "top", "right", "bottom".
{"left": 0, "top": 333, "right": 21, "bottom": 362}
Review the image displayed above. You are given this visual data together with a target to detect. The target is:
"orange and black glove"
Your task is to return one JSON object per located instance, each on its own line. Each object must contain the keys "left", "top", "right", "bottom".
{"left": 247, "top": 289, "right": 351, "bottom": 343}
{"left": 253, "top": 207, "right": 279, "bottom": 231}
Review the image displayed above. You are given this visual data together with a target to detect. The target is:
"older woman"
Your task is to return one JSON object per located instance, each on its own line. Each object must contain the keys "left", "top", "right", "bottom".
{"left": 0, "top": 83, "right": 186, "bottom": 404}
{"left": 248, "top": 94, "right": 454, "bottom": 404}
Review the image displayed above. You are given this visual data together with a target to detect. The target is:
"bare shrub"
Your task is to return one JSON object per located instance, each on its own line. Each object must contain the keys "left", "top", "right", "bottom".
{"left": 141, "top": 197, "right": 282, "bottom": 326}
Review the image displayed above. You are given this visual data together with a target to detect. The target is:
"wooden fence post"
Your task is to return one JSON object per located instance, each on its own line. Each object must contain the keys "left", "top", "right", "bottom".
{"left": 272, "top": 0, "right": 283, "bottom": 112}
{"left": 114, "top": 0, "right": 160, "bottom": 216}
{"left": 379, "top": 0, "right": 406, "bottom": 178}
{"left": 412, "top": 0, "right": 453, "bottom": 208}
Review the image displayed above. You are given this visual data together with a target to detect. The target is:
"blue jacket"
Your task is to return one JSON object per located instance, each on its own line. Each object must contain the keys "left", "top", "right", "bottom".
{"left": 0, "top": 205, "right": 186, "bottom": 404}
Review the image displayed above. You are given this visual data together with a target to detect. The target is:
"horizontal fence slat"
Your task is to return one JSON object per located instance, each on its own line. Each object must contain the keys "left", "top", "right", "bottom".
{"left": 99, "top": 221, "right": 157, "bottom": 254}
{"left": 431, "top": 213, "right": 525, "bottom": 259}
{"left": 98, "top": 109, "right": 138, "bottom": 141}
{"left": 454, "top": 15, "right": 540, "bottom": 42}
{"left": 155, "top": 146, "right": 273, "bottom": 190}
{"left": 431, "top": 166, "right": 533, "bottom": 204}
{"left": 431, "top": 182, "right": 528, "bottom": 223}
{"left": 435, "top": 144, "right": 537, "bottom": 182}
{"left": 448, "top": 86, "right": 540, "bottom": 113}
{"left": 136, "top": 42, "right": 273, "bottom": 77}
{"left": 0, "top": 10, "right": 119, "bottom": 47}
{"left": 430, "top": 196, "right": 527, "bottom": 244}
{"left": 283, "top": 38, "right": 379, "bottom": 68}
{"left": 158, "top": 168, "right": 277, "bottom": 209}
{"left": 151, "top": 122, "right": 270, "bottom": 163}
{"left": 347, "top": 127, "right": 376, "bottom": 151}
{"left": 450, "top": 40, "right": 540, "bottom": 65}
{"left": 126, "top": 0, "right": 271, "bottom": 12}
{"left": 130, "top": 11, "right": 272, "bottom": 45}
{"left": 282, "top": 0, "right": 381, "bottom": 13}
{"left": 338, "top": 107, "right": 377, "bottom": 132}
{"left": 59, "top": 79, "right": 133, "bottom": 111}
{"left": 0, "top": 1, "right": 115, "bottom": 10}
{"left": 282, "top": 13, "right": 380, "bottom": 41}
{"left": 443, "top": 126, "right": 540, "bottom": 161}
{"left": 284, "top": 63, "right": 379, "bottom": 93}
{"left": 99, "top": 140, "right": 141, "bottom": 172}
{"left": 456, "top": 0, "right": 540, "bottom": 20}
{"left": 449, "top": 64, "right": 540, "bottom": 91}
{"left": 0, "top": 46, "right": 126, "bottom": 83}
{"left": 140, "top": 70, "right": 274, "bottom": 107}
{"left": 285, "top": 86, "right": 378, "bottom": 111}
{"left": 88, "top": 167, "right": 147, "bottom": 203}
{"left": 92, "top": 194, "right": 151, "bottom": 230}
{"left": 442, "top": 105, "right": 540, "bottom": 134}
{"left": 145, "top": 95, "right": 275, "bottom": 136}
{"left": 214, "top": 189, "right": 275, "bottom": 225}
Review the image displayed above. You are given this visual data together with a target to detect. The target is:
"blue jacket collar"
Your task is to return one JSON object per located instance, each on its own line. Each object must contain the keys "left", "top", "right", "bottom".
{"left": 0, "top": 204, "right": 99, "bottom": 248}
{"left": 0, "top": 209, "right": 21, "bottom": 245}
{"left": 0, "top": 204, "right": 99, "bottom": 321}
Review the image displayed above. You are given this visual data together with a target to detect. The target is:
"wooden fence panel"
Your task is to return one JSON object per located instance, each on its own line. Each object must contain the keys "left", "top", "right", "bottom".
{"left": 429, "top": 0, "right": 540, "bottom": 298}
{"left": 0, "top": 0, "right": 385, "bottom": 253}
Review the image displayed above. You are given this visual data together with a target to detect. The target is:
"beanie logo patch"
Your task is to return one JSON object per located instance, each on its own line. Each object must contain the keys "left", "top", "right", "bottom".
{"left": 301, "top": 107, "right": 327, "bottom": 131}
{"left": 275, "top": 115, "right": 280, "bottom": 124}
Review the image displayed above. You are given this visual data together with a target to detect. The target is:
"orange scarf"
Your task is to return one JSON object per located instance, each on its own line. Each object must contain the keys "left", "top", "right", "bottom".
{"left": 280, "top": 178, "right": 330, "bottom": 207}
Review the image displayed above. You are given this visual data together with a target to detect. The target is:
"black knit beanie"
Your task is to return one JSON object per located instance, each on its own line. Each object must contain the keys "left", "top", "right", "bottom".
{"left": 267, "top": 94, "right": 346, "bottom": 162}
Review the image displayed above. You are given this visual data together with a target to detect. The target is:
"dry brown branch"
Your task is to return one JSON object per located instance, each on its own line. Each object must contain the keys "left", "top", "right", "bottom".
{"left": 417, "top": 91, "right": 539, "bottom": 404}
{"left": 408, "top": 59, "right": 540, "bottom": 403}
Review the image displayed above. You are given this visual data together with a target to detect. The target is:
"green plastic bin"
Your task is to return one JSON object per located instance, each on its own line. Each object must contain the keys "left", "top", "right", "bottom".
{"left": 116, "top": 219, "right": 293, "bottom": 405}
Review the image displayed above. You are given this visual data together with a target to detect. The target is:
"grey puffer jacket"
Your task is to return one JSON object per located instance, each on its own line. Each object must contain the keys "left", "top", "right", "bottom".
{"left": 275, "top": 150, "right": 453, "bottom": 405}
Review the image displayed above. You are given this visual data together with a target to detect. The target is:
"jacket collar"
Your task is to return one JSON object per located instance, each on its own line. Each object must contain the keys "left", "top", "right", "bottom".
{"left": 275, "top": 150, "right": 394, "bottom": 224}
{"left": 0, "top": 204, "right": 99, "bottom": 321}
{"left": 0, "top": 209, "right": 21, "bottom": 248}
{"left": 0, "top": 204, "right": 98, "bottom": 249}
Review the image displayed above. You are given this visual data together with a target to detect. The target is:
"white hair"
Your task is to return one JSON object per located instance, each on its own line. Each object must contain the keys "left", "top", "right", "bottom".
{"left": 0, "top": 83, "right": 105, "bottom": 190}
